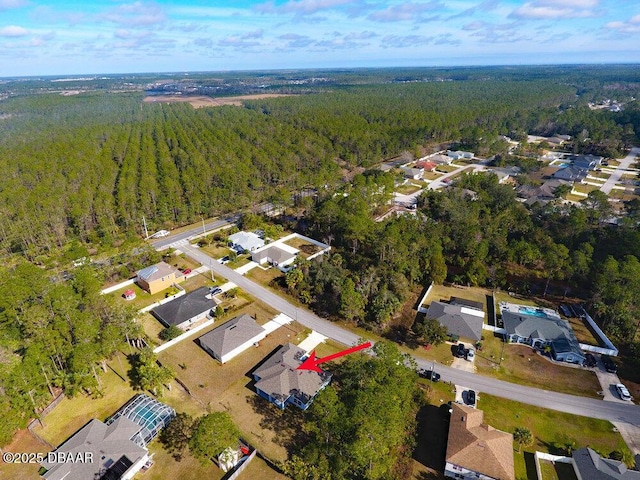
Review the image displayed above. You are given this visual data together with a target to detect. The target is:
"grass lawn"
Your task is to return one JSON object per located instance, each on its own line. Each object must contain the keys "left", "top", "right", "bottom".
{"left": 200, "top": 244, "right": 233, "bottom": 259}
{"left": 566, "top": 316, "right": 600, "bottom": 346}
{"left": 247, "top": 265, "right": 284, "bottom": 287}
{"left": 283, "top": 236, "right": 322, "bottom": 258}
{"left": 435, "top": 165, "right": 458, "bottom": 173}
{"left": 0, "top": 429, "right": 48, "bottom": 480}
{"left": 494, "top": 291, "right": 539, "bottom": 307}
{"left": 566, "top": 193, "right": 587, "bottom": 202}
{"left": 158, "top": 311, "right": 304, "bottom": 407}
{"left": 396, "top": 184, "right": 422, "bottom": 194}
{"left": 423, "top": 171, "right": 442, "bottom": 181}
{"left": 228, "top": 254, "right": 252, "bottom": 269}
{"left": 573, "top": 184, "right": 600, "bottom": 195}
{"left": 539, "top": 460, "right": 578, "bottom": 480}
{"left": 475, "top": 338, "right": 601, "bottom": 398}
{"left": 144, "top": 440, "right": 223, "bottom": 480}
{"left": 424, "top": 284, "right": 491, "bottom": 310}
{"left": 588, "top": 171, "right": 611, "bottom": 180}
{"left": 33, "top": 352, "right": 138, "bottom": 446}
{"left": 479, "top": 393, "right": 632, "bottom": 478}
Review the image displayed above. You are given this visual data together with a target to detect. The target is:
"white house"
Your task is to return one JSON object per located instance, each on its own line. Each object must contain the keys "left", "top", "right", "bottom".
{"left": 228, "top": 231, "right": 265, "bottom": 253}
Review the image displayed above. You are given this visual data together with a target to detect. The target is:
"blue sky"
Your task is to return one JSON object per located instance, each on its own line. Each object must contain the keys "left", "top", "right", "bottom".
{"left": 1, "top": 0, "right": 639, "bottom": 76}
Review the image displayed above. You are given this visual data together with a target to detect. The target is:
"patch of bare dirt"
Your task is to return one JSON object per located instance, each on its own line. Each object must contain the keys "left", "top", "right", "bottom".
{"left": 143, "top": 93, "right": 296, "bottom": 108}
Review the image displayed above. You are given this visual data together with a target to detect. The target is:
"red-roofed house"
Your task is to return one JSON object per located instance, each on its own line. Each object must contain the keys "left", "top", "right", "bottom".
{"left": 416, "top": 161, "right": 437, "bottom": 171}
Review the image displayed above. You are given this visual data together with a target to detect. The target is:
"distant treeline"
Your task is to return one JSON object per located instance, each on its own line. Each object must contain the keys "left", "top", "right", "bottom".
{"left": 0, "top": 68, "right": 639, "bottom": 260}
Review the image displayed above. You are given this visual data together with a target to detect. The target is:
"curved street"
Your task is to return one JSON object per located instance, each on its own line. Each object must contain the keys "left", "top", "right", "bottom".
{"left": 177, "top": 243, "right": 640, "bottom": 441}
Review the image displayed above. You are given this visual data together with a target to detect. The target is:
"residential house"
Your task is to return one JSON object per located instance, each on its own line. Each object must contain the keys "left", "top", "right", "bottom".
{"left": 228, "top": 231, "right": 265, "bottom": 253}
{"left": 447, "top": 150, "right": 475, "bottom": 160}
{"left": 552, "top": 165, "right": 589, "bottom": 182}
{"left": 41, "top": 395, "right": 174, "bottom": 480}
{"left": 415, "top": 160, "right": 437, "bottom": 172}
{"left": 151, "top": 286, "right": 220, "bottom": 330}
{"left": 572, "top": 447, "right": 640, "bottom": 480}
{"left": 430, "top": 154, "right": 453, "bottom": 165}
{"left": 400, "top": 166, "right": 424, "bottom": 180}
{"left": 426, "top": 300, "right": 485, "bottom": 342}
{"left": 501, "top": 304, "right": 585, "bottom": 364}
{"left": 251, "top": 244, "right": 298, "bottom": 271}
{"left": 253, "top": 343, "right": 332, "bottom": 410}
{"left": 199, "top": 314, "right": 267, "bottom": 364}
{"left": 136, "top": 261, "right": 184, "bottom": 295}
{"left": 516, "top": 179, "right": 571, "bottom": 206}
{"left": 569, "top": 154, "right": 603, "bottom": 170}
{"left": 445, "top": 402, "right": 515, "bottom": 480}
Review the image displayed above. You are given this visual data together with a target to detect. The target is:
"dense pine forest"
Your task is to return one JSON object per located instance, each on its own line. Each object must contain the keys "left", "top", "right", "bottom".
{"left": 1, "top": 66, "right": 640, "bottom": 456}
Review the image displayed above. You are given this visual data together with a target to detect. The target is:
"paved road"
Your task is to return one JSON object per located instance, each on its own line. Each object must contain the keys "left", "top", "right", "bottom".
{"left": 600, "top": 146, "right": 639, "bottom": 194}
{"left": 176, "top": 243, "right": 640, "bottom": 430}
{"left": 180, "top": 244, "right": 361, "bottom": 347}
{"left": 151, "top": 215, "right": 238, "bottom": 250}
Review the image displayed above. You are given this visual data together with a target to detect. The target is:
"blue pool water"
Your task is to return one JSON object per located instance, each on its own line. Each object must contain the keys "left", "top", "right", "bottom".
{"left": 518, "top": 306, "right": 549, "bottom": 318}
{"left": 555, "top": 162, "right": 571, "bottom": 167}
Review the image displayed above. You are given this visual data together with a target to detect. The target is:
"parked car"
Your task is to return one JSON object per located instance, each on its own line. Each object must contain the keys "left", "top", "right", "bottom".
{"left": 182, "top": 268, "right": 192, "bottom": 275}
{"left": 219, "top": 256, "right": 230, "bottom": 264}
{"left": 602, "top": 355, "right": 617, "bottom": 373}
{"left": 466, "top": 390, "right": 476, "bottom": 406}
{"left": 210, "top": 287, "right": 223, "bottom": 295}
{"left": 465, "top": 348, "right": 475, "bottom": 361}
{"left": 418, "top": 369, "right": 441, "bottom": 382}
{"left": 615, "top": 383, "right": 632, "bottom": 401}
{"left": 584, "top": 353, "right": 597, "bottom": 368}
{"left": 456, "top": 343, "right": 466, "bottom": 357}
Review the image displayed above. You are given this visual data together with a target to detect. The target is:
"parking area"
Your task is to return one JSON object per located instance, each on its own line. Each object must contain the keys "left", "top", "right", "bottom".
{"left": 592, "top": 356, "right": 628, "bottom": 403}
{"left": 454, "top": 385, "right": 477, "bottom": 408}
{"left": 450, "top": 341, "right": 476, "bottom": 373}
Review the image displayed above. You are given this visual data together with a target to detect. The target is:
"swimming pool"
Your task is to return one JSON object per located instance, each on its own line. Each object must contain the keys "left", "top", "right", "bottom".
{"left": 518, "top": 306, "right": 550, "bottom": 318}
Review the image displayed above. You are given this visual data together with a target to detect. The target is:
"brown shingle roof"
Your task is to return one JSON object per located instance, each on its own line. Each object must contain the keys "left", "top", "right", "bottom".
{"left": 446, "top": 403, "right": 515, "bottom": 480}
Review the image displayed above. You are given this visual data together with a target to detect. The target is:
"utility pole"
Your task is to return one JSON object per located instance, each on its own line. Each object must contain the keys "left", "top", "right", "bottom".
{"left": 142, "top": 216, "right": 149, "bottom": 239}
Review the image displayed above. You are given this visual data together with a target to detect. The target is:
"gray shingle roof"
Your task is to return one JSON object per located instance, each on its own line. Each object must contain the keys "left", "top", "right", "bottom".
{"left": 573, "top": 447, "right": 640, "bottom": 480}
{"left": 502, "top": 311, "right": 583, "bottom": 358}
{"left": 198, "top": 314, "right": 266, "bottom": 360}
{"left": 254, "top": 343, "right": 332, "bottom": 403}
{"left": 426, "top": 301, "right": 484, "bottom": 341}
{"left": 151, "top": 286, "right": 215, "bottom": 327}
{"left": 41, "top": 417, "right": 147, "bottom": 480}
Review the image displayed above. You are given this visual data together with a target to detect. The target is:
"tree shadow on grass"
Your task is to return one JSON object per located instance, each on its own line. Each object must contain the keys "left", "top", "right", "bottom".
{"left": 246, "top": 392, "right": 307, "bottom": 452}
{"left": 413, "top": 404, "right": 450, "bottom": 473}
{"left": 523, "top": 451, "right": 538, "bottom": 480}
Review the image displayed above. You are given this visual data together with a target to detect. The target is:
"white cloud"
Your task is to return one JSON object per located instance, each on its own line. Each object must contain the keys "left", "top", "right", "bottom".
{"left": 510, "top": 0, "right": 599, "bottom": 19}
{"left": 605, "top": 14, "right": 640, "bottom": 34}
{"left": 0, "top": 25, "right": 29, "bottom": 37}
{"left": 380, "top": 34, "right": 433, "bottom": 48}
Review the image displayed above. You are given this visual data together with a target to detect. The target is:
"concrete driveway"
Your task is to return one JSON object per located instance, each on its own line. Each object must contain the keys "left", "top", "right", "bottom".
{"left": 455, "top": 385, "right": 478, "bottom": 408}
{"left": 592, "top": 356, "right": 626, "bottom": 403}
{"left": 450, "top": 341, "right": 476, "bottom": 373}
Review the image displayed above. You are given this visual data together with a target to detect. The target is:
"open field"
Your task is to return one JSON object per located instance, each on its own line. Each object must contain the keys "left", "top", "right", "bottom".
{"left": 143, "top": 93, "right": 296, "bottom": 108}
{"left": 479, "top": 393, "right": 633, "bottom": 478}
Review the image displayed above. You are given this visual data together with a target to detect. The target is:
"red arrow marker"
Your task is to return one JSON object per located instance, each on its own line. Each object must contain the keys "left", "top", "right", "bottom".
{"left": 297, "top": 341, "right": 372, "bottom": 372}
